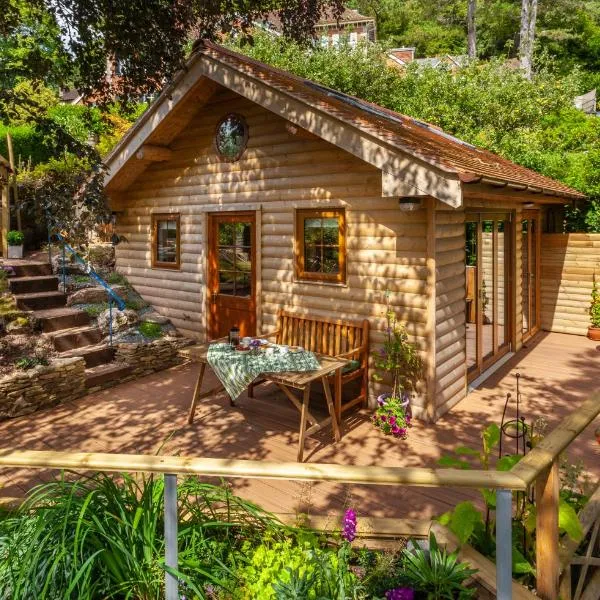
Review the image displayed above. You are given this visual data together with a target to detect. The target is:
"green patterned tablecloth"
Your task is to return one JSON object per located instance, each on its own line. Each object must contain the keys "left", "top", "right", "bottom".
{"left": 207, "top": 343, "right": 321, "bottom": 400}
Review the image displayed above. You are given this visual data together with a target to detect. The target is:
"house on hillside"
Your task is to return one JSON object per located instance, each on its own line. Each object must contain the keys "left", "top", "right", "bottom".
{"left": 103, "top": 41, "right": 584, "bottom": 421}
{"left": 388, "top": 47, "right": 468, "bottom": 72}
{"left": 258, "top": 8, "right": 376, "bottom": 48}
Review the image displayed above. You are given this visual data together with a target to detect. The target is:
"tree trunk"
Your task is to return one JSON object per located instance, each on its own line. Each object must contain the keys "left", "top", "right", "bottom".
{"left": 519, "top": 0, "right": 538, "bottom": 79}
{"left": 467, "top": 0, "right": 477, "bottom": 59}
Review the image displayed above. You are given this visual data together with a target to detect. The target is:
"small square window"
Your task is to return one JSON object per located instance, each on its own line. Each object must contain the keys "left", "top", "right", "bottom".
{"left": 295, "top": 209, "right": 346, "bottom": 283}
{"left": 152, "top": 214, "right": 180, "bottom": 269}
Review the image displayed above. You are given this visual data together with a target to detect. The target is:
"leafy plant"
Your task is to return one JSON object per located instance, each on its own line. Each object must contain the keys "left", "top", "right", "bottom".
{"left": 80, "top": 302, "right": 109, "bottom": 318}
{"left": 372, "top": 293, "right": 422, "bottom": 399}
{"left": 372, "top": 395, "right": 412, "bottom": 439}
{"left": 6, "top": 231, "right": 24, "bottom": 246}
{"left": 139, "top": 321, "right": 163, "bottom": 339}
{"left": 589, "top": 276, "right": 600, "bottom": 328}
{"left": 14, "top": 356, "right": 48, "bottom": 370}
{"left": 402, "top": 532, "right": 477, "bottom": 599}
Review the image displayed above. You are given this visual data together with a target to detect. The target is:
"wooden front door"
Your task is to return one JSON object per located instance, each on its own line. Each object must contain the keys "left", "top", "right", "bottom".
{"left": 522, "top": 211, "right": 541, "bottom": 341}
{"left": 208, "top": 212, "right": 257, "bottom": 340}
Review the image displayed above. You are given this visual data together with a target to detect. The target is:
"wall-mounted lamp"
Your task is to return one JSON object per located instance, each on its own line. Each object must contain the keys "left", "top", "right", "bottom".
{"left": 523, "top": 202, "right": 536, "bottom": 209}
{"left": 398, "top": 197, "right": 422, "bottom": 212}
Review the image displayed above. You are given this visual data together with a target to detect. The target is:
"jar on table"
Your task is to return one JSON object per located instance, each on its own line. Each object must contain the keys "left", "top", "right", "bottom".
{"left": 229, "top": 326, "right": 240, "bottom": 347}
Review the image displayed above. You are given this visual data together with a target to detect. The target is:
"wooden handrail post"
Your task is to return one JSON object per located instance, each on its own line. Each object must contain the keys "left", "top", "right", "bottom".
{"left": 536, "top": 459, "right": 560, "bottom": 600}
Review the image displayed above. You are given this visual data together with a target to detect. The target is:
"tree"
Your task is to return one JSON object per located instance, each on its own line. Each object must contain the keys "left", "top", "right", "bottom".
{"left": 467, "top": 0, "right": 477, "bottom": 59}
{"left": 1, "top": 0, "right": 344, "bottom": 103}
{"left": 519, "top": 0, "right": 538, "bottom": 79}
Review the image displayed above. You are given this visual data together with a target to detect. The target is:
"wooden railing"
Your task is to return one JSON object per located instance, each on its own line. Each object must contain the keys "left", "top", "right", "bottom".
{"left": 0, "top": 392, "right": 598, "bottom": 600}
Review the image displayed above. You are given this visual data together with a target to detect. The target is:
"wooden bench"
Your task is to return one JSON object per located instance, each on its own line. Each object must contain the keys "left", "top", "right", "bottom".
{"left": 250, "top": 310, "right": 370, "bottom": 422}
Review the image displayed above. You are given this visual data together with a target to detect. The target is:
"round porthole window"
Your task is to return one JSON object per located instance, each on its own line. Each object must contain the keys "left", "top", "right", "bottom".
{"left": 215, "top": 114, "right": 248, "bottom": 161}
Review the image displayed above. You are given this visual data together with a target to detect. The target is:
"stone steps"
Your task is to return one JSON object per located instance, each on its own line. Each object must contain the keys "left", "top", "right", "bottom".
{"left": 47, "top": 325, "right": 103, "bottom": 352}
{"left": 8, "top": 262, "right": 53, "bottom": 278}
{"left": 59, "top": 344, "right": 115, "bottom": 369}
{"left": 9, "top": 275, "right": 59, "bottom": 295}
{"left": 85, "top": 362, "right": 131, "bottom": 389}
{"left": 15, "top": 290, "right": 67, "bottom": 311}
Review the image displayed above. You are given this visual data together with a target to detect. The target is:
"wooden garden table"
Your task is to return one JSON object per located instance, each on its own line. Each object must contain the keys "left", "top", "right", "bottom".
{"left": 180, "top": 341, "right": 346, "bottom": 462}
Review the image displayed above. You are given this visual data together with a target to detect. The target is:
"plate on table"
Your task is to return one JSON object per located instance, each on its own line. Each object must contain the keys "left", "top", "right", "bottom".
{"left": 288, "top": 346, "right": 304, "bottom": 354}
{"left": 235, "top": 345, "right": 251, "bottom": 352}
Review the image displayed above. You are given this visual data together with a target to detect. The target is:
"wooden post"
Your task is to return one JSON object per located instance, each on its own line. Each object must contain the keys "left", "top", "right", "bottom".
{"left": 536, "top": 459, "right": 560, "bottom": 600}
{"left": 6, "top": 133, "right": 21, "bottom": 232}
{"left": 0, "top": 171, "right": 8, "bottom": 257}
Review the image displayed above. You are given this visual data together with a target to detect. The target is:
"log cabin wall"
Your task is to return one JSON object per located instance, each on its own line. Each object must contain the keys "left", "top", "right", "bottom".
{"left": 541, "top": 233, "right": 600, "bottom": 335}
{"left": 113, "top": 86, "right": 432, "bottom": 415}
{"left": 434, "top": 203, "right": 466, "bottom": 418}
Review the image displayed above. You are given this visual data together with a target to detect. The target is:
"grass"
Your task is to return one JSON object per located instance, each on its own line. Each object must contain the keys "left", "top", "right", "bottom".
{"left": 81, "top": 303, "right": 109, "bottom": 318}
{"left": 106, "top": 271, "right": 129, "bottom": 287}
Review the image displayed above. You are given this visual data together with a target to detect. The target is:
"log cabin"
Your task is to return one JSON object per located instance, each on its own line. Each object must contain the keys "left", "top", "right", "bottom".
{"left": 103, "top": 41, "right": 585, "bottom": 421}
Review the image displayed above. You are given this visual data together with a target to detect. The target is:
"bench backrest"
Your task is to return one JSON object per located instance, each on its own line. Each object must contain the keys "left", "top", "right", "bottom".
{"left": 275, "top": 310, "right": 369, "bottom": 363}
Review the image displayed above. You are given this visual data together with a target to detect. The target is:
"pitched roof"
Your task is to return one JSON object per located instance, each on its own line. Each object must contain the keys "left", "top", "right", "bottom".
{"left": 195, "top": 42, "right": 582, "bottom": 199}
{"left": 105, "top": 41, "right": 584, "bottom": 201}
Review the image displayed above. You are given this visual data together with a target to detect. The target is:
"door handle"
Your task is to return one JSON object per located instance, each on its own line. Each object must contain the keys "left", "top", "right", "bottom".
{"left": 211, "top": 292, "right": 218, "bottom": 303}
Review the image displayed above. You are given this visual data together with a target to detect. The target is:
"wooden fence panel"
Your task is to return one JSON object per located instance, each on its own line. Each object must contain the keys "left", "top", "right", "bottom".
{"left": 541, "top": 233, "right": 600, "bottom": 336}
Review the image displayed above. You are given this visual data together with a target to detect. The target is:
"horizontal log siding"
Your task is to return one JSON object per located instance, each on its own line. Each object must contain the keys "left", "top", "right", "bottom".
{"left": 541, "top": 233, "right": 600, "bottom": 335}
{"left": 434, "top": 205, "right": 466, "bottom": 417}
{"left": 114, "top": 88, "right": 430, "bottom": 409}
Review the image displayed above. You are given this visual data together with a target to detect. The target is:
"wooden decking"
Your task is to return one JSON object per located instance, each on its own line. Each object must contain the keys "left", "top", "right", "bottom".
{"left": 0, "top": 331, "right": 598, "bottom": 520}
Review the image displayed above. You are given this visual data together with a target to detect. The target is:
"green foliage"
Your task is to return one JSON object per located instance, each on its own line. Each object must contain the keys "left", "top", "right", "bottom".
{"left": 6, "top": 230, "right": 24, "bottom": 246}
{"left": 590, "top": 277, "right": 600, "bottom": 328}
{"left": 402, "top": 532, "right": 477, "bottom": 599}
{"left": 81, "top": 302, "right": 109, "bottom": 318}
{"left": 0, "top": 124, "right": 50, "bottom": 165}
{"left": 0, "top": 473, "right": 283, "bottom": 599}
{"left": 139, "top": 321, "right": 163, "bottom": 339}
{"left": 233, "top": 33, "right": 600, "bottom": 230}
{"left": 46, "top": 104, "right": 105, "bottom": 144}
{"left": 14, "top": 356, "right": 48, "bottom": 370}
{"left": 372, "top": 294, "right": 423, "bottom": 397}
{"left": 237, "top": 533, "right": 361, "bottom": 600}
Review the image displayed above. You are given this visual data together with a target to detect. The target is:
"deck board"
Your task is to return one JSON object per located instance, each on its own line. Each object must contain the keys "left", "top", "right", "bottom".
{"left": 0, "top": 331, "right": 598, "bottom": 519}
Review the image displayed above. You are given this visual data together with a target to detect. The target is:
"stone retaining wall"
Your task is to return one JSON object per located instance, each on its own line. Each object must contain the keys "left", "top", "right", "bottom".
{"left": 0, "top": 338, "right": 186, "bottom": 420}
{"left": 114, "top": 337, "right": 183, "bottom": 380}
{"left": 0, "top": 357, "right": 86, "bottom": 419}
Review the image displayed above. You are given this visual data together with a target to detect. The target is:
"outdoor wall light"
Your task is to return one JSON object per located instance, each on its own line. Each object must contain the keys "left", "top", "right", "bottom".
{"left": 523, "top": 202, "right": 536, "bottom": 209}
{"left": 398, "top": 197, "right": 422, "bottom": 211}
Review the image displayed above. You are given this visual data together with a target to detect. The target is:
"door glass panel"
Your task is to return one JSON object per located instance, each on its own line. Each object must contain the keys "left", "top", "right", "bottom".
{"left": 465, "top": 221, "right": 478, "bottom": 373}
{"left": 530, "top": 219, "right": 537, "bottom": 329}
{"left": 498, "top": 221, "right": 508, "bottom": 347}
{"left": 481, "top": 220, "right": 494, "bottom": 360}
{"left": 522, "top": 220, "right": 530, "bottom": 334}
{"left": 217, "top": 221, "right": 252, "bottom": 296}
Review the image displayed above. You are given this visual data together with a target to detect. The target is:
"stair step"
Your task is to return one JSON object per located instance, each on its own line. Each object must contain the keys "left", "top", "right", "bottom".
{"left": 59, "top": 344, "right": 115, "bottom": 368}
{"left": 85, "top": 362, "right": 131, "bottom": 389}
{"left": 35, "top": 308, "right": 91, "bottom": 333}
{"left": 47, "top": 326, "right": 103, "bottom": 352}
{"left": 15, "top": 291, "right": 66, "bottom": 311}
{"left": 7, "top": 263, "right": 53, "bottom": 278}
{"left": 9, "top": 275, "right": 59, "bottom": 295}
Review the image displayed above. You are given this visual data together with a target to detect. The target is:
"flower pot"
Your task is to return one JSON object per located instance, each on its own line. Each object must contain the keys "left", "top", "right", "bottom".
{"left": 7, "top": 245, "right": 23, "bottom": 259}
{"left": 588, "top": 326, "right": 600, "bottom": 341}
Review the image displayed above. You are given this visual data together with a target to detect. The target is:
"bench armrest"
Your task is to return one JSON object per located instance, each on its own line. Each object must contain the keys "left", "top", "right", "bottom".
{"left": 336, "top": 345, "right": 367, "bottom": 362}
{"left": 260, "top": 329, "right": 280, "bottom": 340}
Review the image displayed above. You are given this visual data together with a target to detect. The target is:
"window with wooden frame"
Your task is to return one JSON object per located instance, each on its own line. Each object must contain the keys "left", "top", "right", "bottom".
{"left": 152, "top": 214, "right": 180, "bottom": 269}
{"left": 295, "top": 209, "right": 346, "bottom": 283}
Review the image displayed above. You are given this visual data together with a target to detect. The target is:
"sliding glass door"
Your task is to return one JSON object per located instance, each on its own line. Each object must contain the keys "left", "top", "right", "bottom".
{"left": 522, "top": 211, "right": 541, "bottom": 341}
{"left": 465, "top": 213, "right": 513, "bottom": 382}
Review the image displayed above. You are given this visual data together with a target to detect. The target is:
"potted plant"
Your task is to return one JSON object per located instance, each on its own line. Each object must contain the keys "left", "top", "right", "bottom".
{"left": 588, "top": 277, "right": 600, "bottom": 341}
{"left": 6, "top": 230, "right": 24, "bottom": 259}
{"left": 372, "top": 296, "right": 423, "bottom": 439}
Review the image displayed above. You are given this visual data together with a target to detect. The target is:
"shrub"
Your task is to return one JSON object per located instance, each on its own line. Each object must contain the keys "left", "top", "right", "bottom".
{"left": 81, "top": 302, "right": 109, "bottom": 318}
{"left": 6, "top": 230, "right": 24, "bottom": 246}
{"left": 0, "top": 124, "right": 52, "bottom": 165}
{"left": 139, "top": 321, "right": 163, "bottom": 339}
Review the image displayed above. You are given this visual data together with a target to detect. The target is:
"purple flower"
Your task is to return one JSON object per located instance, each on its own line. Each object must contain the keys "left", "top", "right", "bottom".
{"left": 386, "top": 588, "right": 414, "bottom": 600}
{"left": 381, "top": 415, "right": 387, "bottom": 422}
{"left": 342, "top": 508, "right": 357, "bottom": 542}
{"left": 249, "top": 339, "right": 261, "bottom": 349}
{"left": 388, "top": 416, "right": 396, "bottom": 426}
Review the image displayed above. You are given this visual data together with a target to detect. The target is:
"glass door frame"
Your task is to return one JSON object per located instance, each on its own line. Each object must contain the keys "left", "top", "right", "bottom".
{"left": 522, "top": 210, "right": 542, "bottom": 342}
{"left": 466, "top": 211, "right": 514, "bottom": 383}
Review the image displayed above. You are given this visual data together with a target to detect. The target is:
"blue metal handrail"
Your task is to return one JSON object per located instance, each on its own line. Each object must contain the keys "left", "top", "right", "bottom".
{"left": 48, "top": 230, "right": 127, "bottom": 347}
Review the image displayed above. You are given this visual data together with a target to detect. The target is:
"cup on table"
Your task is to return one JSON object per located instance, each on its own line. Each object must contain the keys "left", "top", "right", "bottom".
{"left": 279, "top": 345, "right": 290, "bottom": 354}
{"left": 240, "top": 337, "right": 251, "bottom": 348}
{"left": 265, "top": 347, "right": 275, "bottom": 356}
